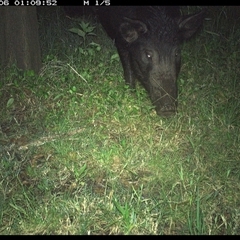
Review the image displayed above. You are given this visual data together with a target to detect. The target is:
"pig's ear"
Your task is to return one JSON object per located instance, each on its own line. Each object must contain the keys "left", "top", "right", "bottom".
{"left": 119, "top": 17, "right": 148, "bottom": 43}
{"left": 177, "top": 10, "right": 206, "bottom": 40}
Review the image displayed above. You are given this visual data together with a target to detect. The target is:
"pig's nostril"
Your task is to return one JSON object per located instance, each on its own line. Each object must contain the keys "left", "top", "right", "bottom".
{"left": 155, "top": 103, "right": 177, "bottom": 117}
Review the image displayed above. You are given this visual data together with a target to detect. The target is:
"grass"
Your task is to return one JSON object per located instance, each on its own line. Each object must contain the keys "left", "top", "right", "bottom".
{"left": 0, "top": 6, "right": 240, "bottom": 234}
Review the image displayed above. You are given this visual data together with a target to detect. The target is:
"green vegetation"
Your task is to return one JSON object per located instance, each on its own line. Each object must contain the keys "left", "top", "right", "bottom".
{"left": 0, "top": 6, "right": 239, "bottom": 234}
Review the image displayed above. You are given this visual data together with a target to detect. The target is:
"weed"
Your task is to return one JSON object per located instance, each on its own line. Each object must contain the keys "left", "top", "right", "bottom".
{"left": 187, "top": 189, "right": 206, "bottom": 235}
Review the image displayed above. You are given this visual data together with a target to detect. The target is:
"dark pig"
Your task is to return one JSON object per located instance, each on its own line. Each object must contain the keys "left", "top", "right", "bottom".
{"left": 97, "top": 6, "right": 205, "bottom": 117}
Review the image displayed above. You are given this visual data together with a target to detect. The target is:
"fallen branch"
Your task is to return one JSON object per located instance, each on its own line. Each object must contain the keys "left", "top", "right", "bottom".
{"left": 18, "top": 127, "right": 85, "bottom": 150}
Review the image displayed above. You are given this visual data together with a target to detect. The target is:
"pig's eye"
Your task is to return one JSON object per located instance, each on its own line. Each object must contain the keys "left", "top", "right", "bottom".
{"left": 145, "top": 50, "right": 152, "bottom": 60}
{"left": 175, "top": 49, "right": 180, "bottom": 57}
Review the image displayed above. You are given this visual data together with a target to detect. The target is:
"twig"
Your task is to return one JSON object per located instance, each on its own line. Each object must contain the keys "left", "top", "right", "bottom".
{"left": 18, "top": 128, "right": 85, "bottom": 150}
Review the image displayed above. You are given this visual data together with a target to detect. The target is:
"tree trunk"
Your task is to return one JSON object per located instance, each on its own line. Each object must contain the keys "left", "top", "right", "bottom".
{"left": 0, "top": 7, "right": 42, "bottom": 74}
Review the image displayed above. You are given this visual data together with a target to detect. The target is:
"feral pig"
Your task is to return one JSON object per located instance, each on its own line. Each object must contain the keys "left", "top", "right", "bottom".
{"left": 97, "top": 6, "right": 205, "bottom": 117}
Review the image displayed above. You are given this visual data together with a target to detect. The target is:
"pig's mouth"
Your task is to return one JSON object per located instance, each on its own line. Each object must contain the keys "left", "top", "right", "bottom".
{"left": 150, "top": 87, "right": 177, "bottom": 117}
{"left": 155, "top": 106, "right": 177, "bottom": 117}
